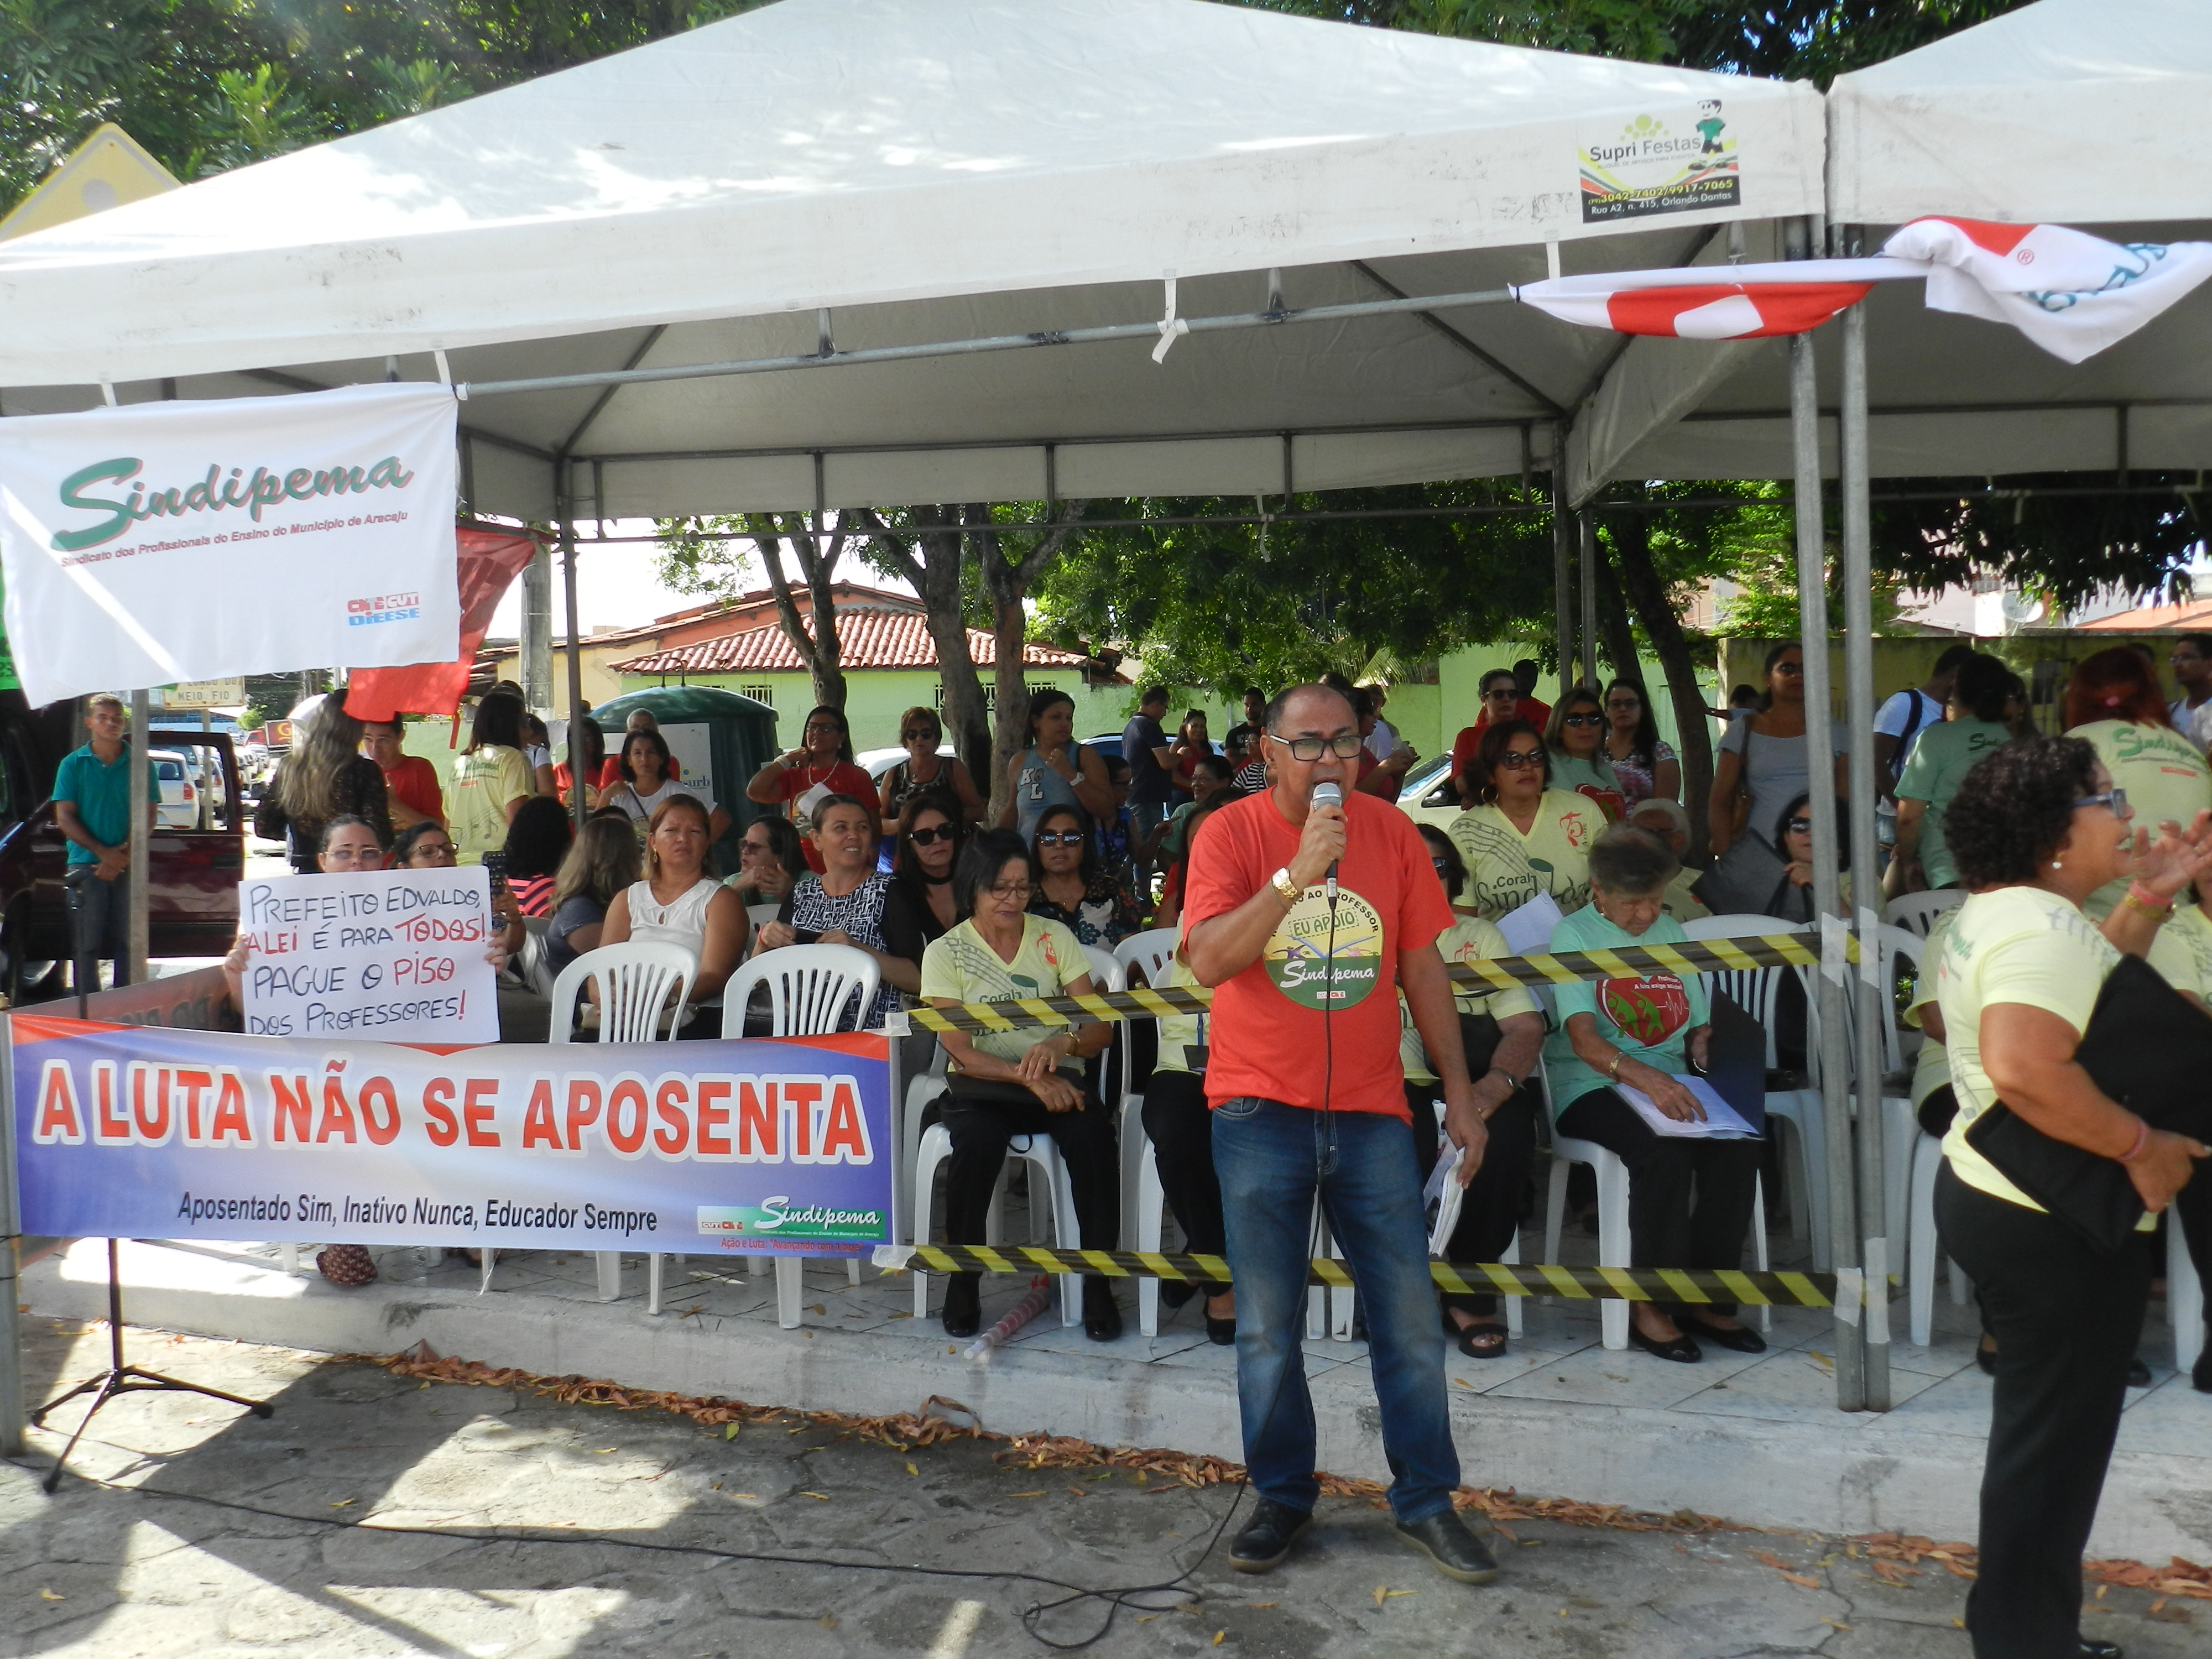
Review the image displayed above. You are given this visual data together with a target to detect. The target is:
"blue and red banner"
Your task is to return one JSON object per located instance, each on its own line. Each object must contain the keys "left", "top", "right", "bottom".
{"left": 10, "top": 1014, "right": 893, "bottom": 1258}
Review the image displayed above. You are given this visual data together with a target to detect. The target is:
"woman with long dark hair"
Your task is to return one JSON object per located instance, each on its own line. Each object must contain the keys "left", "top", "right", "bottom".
{"left": 448, "top": 693, "right": 534, "bottom": 867}
{"left": 1027, "top": 804, "right": 1140, "bottom": 947}
{"left": 255, "top": 692, "right": 390, "bottom": 872}
{"left": 747, "top": 705, "right": 875, "bottom": 872}
{"left": 1544, "top": 686, "right": 1626, "bottom": 820}
{"left": 892, "top": 788, "right": 966, "bottom": 942}
{"left": 1930, "top": 735, "right": 2211, "bottom": 1658}
{"left": 544, "top": 815, "right": 643, "bottom": 977}
{"left": 729, "top": 814, "right": 807, "bottom": 909}
{"left": 1600, "top": 679, "right": 1678, "bottom": 809}
{"left": 999, "top": 687, "right": 1114, "bottom": 841}
{"left": 1707, "top": 643, "right": 1847, "bottom": 858}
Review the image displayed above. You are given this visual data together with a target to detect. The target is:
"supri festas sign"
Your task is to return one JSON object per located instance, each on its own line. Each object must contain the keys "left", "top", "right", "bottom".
{"left": 13, "top": 1017, "right": 894, "bottom": 1258}
{"left": 0, "top": 382, "right": 459, "bottom": 705}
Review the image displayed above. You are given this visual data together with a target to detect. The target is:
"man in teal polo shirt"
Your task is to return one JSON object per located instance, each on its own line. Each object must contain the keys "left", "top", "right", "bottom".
{"left": 54, "top": 694, "right": 158, "bottom": 995}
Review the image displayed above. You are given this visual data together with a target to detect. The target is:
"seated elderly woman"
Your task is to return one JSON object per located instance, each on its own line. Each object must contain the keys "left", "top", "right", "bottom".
{"left": 919, "top": 828, "right": 1121, "bottom": 1343}
{"left": 752, "top": 792, "right": 925, "bottom": 1030}
{"left": 1542, "top": 824, "right": 1765, "bottom": 1363}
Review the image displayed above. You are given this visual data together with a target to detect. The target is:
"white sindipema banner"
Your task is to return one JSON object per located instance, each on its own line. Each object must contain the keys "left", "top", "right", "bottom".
{"left": 0, "top": 382, "right": 459, "bottom": 705}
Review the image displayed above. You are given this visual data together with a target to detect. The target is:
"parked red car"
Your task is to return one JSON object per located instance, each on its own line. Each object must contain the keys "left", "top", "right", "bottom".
{"left": 0, "top": 694, "right": 245, "bottom": 1004}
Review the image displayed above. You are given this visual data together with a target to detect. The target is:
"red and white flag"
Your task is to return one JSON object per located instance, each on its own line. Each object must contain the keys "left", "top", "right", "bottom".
{"left": 1513, "top": 218, "right": 2212, "bottom": 363}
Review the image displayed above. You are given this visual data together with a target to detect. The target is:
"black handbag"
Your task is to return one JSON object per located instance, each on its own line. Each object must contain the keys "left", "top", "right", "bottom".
{"left": 1963, "top": 954, "right": 2212, "bottom": 1252}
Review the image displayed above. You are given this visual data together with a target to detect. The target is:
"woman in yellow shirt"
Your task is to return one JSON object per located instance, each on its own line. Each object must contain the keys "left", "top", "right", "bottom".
{"left": 2062, "top": 644, "right": 2212, "bottom": 917}
{"left": 447, "top": 693, "right": 535, "bottom": 865}
{"left": 1446, "top": 719, "right": 1603, "bottom": 922}
{"left": 1928, "top": 734, "right": 2211, "bottom": 1658}
{"left": 1404, "top": 827, "right": 1545, "bottom": 1359}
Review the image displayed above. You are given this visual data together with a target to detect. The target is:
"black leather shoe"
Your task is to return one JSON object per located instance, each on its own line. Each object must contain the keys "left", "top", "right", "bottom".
{"left": 1627, "top": 1322, "right": 1702, "bottom": 1363}
{"left": 940, "top": 1274, "right": 980, "bottom": 1339}
{"left": 2079, "top": 1638, "right": 2123, "bottom": 1658}
{"left": 1395, "top": 1509, "right": 1500, "bottom": 1585}
{"left": 1229, "top": 1499, "right": 1311, "bottom": 1573}
{"left": 1083, "top": 1280, "right": 1123, "bottom": 1342}
{"left": 2193, "top": 1348, "right": 2211, "bottom": 1394}
{"left": 1682, "top": 1314, "right": 1767, "bottom": 1354}
{"left": 2125, "top": 1355, "right": 2152, "bottom": 1389}
{"left": 1158, "top": 1277, "right": 1200, "bottom": 1311}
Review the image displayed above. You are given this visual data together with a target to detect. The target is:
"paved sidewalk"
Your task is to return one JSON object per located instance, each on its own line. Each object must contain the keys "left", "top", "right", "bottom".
{"left": 3, "top": 1319, "right": 2201, "bottom": 1659}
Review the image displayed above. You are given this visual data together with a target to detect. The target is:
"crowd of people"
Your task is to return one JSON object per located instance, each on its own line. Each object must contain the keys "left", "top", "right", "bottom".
{"left": 188, "top": 642, "right": 2212, "bottom": 1638}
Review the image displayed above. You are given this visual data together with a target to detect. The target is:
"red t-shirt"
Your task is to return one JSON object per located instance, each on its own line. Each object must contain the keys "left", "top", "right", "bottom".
{"left": 380, "top": 756, "right": 445, "bottom": 825}
{"left": 1183, "top": 789, "right": 1452, "bottom": 1120}
{"left": 766, "top": 760, "right": 877, "bottom": 872}
{"left": 1450, "top": 697, "right": 1553, "bottom": 782}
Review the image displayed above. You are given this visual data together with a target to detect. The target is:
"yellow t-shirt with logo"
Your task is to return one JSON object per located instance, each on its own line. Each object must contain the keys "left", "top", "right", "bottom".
{"left": 1400, "top": 915, "right": 1542, "bottom": 1082}
{"left": 1904, "top": 909, "right": 1954, "bottom": 1109}
{"left": 919, "top": 913, "right": 1089, "bottom": 1067}
{"left": 1447, "top": 789, "right": 1601, "bottom": 921}
{"left": 2069, "top": 718, "right": 2212, "bottom": 917}
{"left": 1934, "top": 885, "right": 2125, "bottom": 1212}
{"left": 2145, "top": 899, "right": 2212, "bottom": 1001}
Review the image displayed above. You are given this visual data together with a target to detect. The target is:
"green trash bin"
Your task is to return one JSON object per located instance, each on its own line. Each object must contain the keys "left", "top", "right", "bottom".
{"left": 586, "top": 686, "right": 778, "bottom": 874}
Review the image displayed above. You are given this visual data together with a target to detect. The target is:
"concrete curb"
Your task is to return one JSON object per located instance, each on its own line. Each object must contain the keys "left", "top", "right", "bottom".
{"left": 23, "top": 1243, "right": 2212, "bottom": 1563}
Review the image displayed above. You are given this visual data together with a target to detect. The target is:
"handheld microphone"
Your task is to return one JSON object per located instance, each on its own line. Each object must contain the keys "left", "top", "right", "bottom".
{"left": 1311, "top": 780, "right": 1342, "bottom": 902}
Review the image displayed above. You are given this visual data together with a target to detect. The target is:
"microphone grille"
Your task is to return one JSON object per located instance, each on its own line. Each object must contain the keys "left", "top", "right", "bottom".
{"left": 1311, "top": 781, "right": 1343, "bottom": 806}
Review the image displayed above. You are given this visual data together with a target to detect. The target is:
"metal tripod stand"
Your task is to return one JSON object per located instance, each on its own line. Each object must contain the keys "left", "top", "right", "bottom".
{"left": 30, "top": 1239, "right": 272, "bottom": 1492}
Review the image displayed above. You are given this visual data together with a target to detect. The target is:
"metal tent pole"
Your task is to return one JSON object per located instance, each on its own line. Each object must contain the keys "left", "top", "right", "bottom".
{"left": 1, "top": 1014, "right": 23, "bottom": 1456}
{"left": 1788, "top": 275, "right": 1865, "bottom": 1412}
{"left": 1578, "top": 513, "right": 1599, "bottom": 690}
{"left": 1839, "top": 269, "right": 1893, "bottom": 1410}
{"left": 127, "top": 689, "right": 150, "bottom": 987}
{"left": 559, "top": 488, "right": 588, "bottom": 833}
{"left": 1551, "top": 446, "right": 1575, "bottom": 701}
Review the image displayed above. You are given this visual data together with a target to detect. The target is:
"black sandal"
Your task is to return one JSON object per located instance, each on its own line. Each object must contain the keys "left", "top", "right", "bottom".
{"left": 1454, "top": 1321, "right": 1510, "bottom": 1360}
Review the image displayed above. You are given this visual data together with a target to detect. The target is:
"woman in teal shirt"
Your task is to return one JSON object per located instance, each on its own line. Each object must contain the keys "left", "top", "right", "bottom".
{"left": 1886, "top": 654, "right": 2013, "bottom": 898}
{"left": 1544, "top": 825, "right": 1763, "bottom": 1364}
{"left": 1544, "top": 686, "right": 1625, "bottom": 820}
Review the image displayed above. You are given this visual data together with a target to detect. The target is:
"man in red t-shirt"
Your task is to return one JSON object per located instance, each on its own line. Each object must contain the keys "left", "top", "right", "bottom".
{"left": 361, "top": 721, "right": 445, "bottom": 832}
{"left": 1183, "top": 684, "right": 1495, "bottom": 1585}
{"left": 1449, "top": 667, "right": 1552, "bottom": 791}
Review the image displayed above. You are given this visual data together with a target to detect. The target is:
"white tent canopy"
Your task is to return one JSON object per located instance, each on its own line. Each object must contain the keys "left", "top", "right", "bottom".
{"left": 0, "top": 0, "right": 1823, "bottom": 517}
{"left": 1606, "top": 0, "right": 2212, "bottom": 488}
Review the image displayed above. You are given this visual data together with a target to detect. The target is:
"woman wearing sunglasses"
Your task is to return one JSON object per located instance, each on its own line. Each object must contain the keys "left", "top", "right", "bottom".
{"left": 1707, "top": 643, "right": 1848, "bottom": 859}
{"left": 879, "top": 706, "right": 987, "bottom": 826}
{"left": 1447, "top": 719, "right": 1603, "bottom": 922}
{"left": 1027, "top": 804, "right": 1141, "bottom": 947}
{"left": 893, "top": 788, "right": 966, "bottom": 943}
{"left": 1543, "top": 687, "right": 1627, "bottom": 821}
{"left": 1600, "top": 679, "right": 1679, "bottom": 810}
{"left": 2060, "top": 644, "right": 2212, "bottom": 919}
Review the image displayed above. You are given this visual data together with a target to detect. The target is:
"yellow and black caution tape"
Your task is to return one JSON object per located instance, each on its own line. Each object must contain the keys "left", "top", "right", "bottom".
{"left": 873, "top": 1243, "right": 1836, "bottom": 1309}
{"left": 905, "top": 932, "right": 1834, "bottom": 1036}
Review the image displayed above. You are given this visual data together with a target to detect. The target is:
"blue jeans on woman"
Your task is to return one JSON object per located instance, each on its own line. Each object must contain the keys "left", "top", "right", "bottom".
{"left": 1211, "top": 1097, "right": 1459, "bottom": 1523}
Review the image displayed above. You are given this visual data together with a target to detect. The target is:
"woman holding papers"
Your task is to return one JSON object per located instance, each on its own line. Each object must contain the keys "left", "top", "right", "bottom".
{"left": 1929, "top": 735, "right": 2212, "bottom": 1659}
{"left": 1447, "top": 719, "right": 1603, "bottom": 923}
{"left": 1542, "top": 825, "right": 1764, "bottom": 1363}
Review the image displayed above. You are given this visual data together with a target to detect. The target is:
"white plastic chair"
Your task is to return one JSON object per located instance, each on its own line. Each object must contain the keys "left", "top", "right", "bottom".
{"left": 1882, "top": 888, "right": 1965, "bottom": 940}
{"left": 1906, "top": 1129, "right": 1973, "bottom": 1346}
{"left": 1679, "top": 915, "right": 1828, "bottom": 1270}
{"left": 1542, "top": 1129, "right": 1772, "bottom": 1352}
{"left": 517, "top": 915, "right": 557, "bottom": 999}
{"left": 2170, "top": 1221, "right": 2204, "bottom": 1375}
{"left": 1113, "top": 927, "right": 1181, "bottom": 1246}
{"left": 645, "top": 943, "right": 886, "bottom": 1320}
{"left": 487, "top": 943, "right": 694, "bottom": 1303}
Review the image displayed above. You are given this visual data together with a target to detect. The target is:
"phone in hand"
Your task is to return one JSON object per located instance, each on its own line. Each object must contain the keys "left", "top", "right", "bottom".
{"left": 791, "top": 927, "right": 823, "bottom": 946}
{"left": 483, "top": 851, "right": 509, "bottom": 895}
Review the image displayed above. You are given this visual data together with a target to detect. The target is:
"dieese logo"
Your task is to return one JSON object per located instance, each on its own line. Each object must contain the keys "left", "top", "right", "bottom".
{"left": 347, "top": 592, "right": 421, "bottom": 628}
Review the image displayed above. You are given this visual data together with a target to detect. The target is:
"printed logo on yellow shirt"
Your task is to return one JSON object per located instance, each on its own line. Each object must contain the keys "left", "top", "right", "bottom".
{"left": 1265, "top": 886, "right": 1384, "bottom": 1010}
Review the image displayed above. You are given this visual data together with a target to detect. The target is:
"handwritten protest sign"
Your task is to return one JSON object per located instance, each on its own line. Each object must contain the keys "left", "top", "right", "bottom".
{"left": 238, "top": 865, "right": 498, "bottom": 1042}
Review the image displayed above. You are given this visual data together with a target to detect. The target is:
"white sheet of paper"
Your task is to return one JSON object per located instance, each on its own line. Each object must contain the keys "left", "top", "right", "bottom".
{"left": 1424, "top": 1140, "right": 1465, "bottom": 1256}
{"left": 1614, "top": 1074, "right": 1760, "bottom": 1139}
{"left": 238, "top": 864, "right": 499, "bottom": 1043}
{"left": 1495, "top": 891, "right": 1564, "bottom": 955}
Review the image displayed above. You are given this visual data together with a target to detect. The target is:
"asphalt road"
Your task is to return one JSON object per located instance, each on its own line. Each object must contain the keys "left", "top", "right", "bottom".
{"left": 2, "top": 1319, "right": 2199, "bottom": 1658}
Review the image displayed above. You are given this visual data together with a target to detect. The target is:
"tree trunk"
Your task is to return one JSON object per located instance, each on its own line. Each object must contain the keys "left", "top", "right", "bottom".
{"left": 752, "top": 512, "right": 848, "bottom": 714}
{"left": 1608, "top": 505, "right": 1717, "bottom": 861}
{"left": 1590, "top": 521, "right": 1641, "bottom": 687}
{"left": 854, "top": 506, "right": 992, "bottom": 785}
{"left": 973, "top": 502, "right": 1088, "bottom": 825}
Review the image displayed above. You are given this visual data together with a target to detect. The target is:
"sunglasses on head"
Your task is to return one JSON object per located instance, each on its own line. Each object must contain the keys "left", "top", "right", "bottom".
{"left": 907, "top": 823, "right": 958, "bottom": 846}
{"left": 1035, "top": 830, "right": 1087, "bottom": 847}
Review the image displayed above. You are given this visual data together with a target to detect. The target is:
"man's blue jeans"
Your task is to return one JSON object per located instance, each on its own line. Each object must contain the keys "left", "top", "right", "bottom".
{"left": 1211, "top": 1097, "right": 1459, "bottom": 1522}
